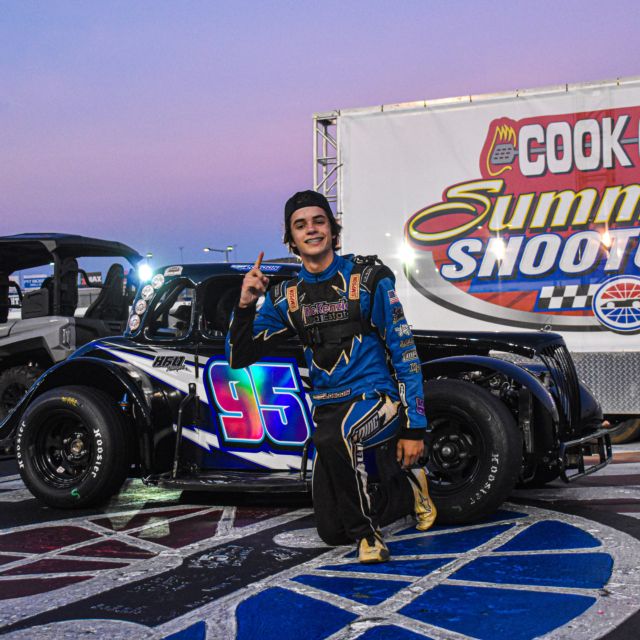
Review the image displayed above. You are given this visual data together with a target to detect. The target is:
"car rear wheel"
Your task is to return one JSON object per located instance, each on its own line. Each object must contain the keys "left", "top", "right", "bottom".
{"left": 16, "top": 386, "right": 131, "bottom": 509}
{"left": 423, "top": 379, "right": 523, "bottom": 524}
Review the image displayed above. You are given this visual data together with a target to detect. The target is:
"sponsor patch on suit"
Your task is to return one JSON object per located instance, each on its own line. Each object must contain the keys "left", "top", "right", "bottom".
{"left": 287, "top": 286, "right": 299, "bottom": 312}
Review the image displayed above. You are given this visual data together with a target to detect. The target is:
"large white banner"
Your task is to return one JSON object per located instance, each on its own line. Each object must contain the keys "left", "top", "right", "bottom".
{"left": 339, "top": 78, "right": 640, "bottom": 353}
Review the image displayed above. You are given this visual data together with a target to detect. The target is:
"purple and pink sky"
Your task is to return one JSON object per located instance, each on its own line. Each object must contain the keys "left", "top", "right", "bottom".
{"left": 1, "top": 0, "right": 639, "bottom": 266}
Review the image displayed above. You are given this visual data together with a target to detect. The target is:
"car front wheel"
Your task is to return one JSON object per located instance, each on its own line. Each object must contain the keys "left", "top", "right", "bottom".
{"left": 16, "top": 386, "right": 131, "bottom": 509}
{"left": 423, "top": 378, "right": 523, "bottom": 524}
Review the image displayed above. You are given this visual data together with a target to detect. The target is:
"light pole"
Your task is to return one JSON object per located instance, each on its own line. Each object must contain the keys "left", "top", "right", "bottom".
{"left": 203, "top": 245, "right": 235, "bottom": 262}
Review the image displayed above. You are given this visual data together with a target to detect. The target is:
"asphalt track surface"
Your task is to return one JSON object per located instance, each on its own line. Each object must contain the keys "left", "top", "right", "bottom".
{"left": 0, "top": 446, "right": 639, "bottom": 639}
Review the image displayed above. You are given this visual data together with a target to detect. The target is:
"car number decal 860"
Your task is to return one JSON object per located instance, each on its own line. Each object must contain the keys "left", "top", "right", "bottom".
{"left": 206, "top": 359, "right": 312, "bottom": 447}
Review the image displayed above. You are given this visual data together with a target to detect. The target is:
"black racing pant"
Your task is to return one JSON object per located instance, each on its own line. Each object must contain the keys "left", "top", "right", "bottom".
{"left": 311, "top": 395, "right": 415, "bottom": 545}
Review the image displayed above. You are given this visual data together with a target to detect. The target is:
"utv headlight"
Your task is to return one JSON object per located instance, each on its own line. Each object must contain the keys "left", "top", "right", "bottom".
{"left": 138, "top": 264, "right": 153, "bottom": 282}
{"left": 60, "top": 324, "right": 72, "bottom": 349}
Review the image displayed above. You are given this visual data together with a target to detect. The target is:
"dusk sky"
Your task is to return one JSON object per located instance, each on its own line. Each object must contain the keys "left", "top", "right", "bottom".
{"left": 1, "top": 1, "right": 639, "bottom": 267}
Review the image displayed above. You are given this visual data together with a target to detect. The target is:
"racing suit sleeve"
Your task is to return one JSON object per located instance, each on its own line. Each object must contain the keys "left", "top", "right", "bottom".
{"left": 225, "top": 292, "right": 293, "bottom": 369}
{"left": 370, "top": 277, "right": 428, "bottom": 440}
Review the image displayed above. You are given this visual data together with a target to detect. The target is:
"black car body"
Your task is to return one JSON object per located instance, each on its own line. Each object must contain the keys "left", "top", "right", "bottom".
{"left": 0, "top": 262, "right": 612, "bottom": 522}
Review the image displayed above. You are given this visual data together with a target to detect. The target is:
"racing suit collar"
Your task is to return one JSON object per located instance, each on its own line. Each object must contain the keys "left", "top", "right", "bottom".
{"left": 299, "top": 253, "right": 342, "bottom": 282}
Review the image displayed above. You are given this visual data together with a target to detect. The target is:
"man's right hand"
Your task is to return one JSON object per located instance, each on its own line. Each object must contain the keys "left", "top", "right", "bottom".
{"left": 239, "top": 251, "right": 269, "bottom": 308}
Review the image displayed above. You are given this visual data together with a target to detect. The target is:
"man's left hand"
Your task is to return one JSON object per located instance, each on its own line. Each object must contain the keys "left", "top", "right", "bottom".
{"left": 397, "top": 438, "right": 425, "bottom": 468}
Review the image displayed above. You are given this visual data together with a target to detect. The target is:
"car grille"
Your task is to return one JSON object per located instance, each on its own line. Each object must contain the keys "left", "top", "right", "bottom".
{"left": 539, "top": 343, "right": 581, "bottom": 433}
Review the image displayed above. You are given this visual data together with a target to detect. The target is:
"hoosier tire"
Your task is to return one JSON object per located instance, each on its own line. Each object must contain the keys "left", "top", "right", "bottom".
{"left": 423, "top": 379, "right": 523, "bottom": 524}
{"left": 15, "top": 386, "right": 131, "bottom": 509}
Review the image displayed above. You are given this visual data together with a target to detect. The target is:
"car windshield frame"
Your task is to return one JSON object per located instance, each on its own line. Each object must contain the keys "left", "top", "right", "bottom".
{"left": 141, "top": 277, "right": 196, "bottom": 343}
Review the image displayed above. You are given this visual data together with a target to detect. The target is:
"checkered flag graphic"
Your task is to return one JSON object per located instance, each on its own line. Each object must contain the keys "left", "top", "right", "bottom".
{"left": 537, "top": 284, "right": 600, "bottom": 310}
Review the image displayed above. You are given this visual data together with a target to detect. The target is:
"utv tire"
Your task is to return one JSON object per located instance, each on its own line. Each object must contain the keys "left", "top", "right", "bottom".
{"left": 16, "top": 386, "right": 131, "bottom": 509}
{"left": 423, "top": 379, "right": 522, "bottom": 524}
{"left": 0, "top": 365, "right": 42, "bottom": 421}
{"left": 610, "top": 418, "right": 640, "bottom": 445}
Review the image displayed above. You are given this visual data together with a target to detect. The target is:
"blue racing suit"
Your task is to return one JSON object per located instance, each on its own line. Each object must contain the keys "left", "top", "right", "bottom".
{"left": 226, "top": 253, "right": 428, "bottom": 542}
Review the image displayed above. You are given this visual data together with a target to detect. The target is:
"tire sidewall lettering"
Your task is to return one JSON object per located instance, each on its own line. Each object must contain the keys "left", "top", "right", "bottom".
{"left": 469, "top": 451, "right": 501, "bottom": 506}
{"left": 90, "top": 429, "right": 104, "bottom": 479}
{"left": 15, "top": 421, "right": 25, "bottom": 469}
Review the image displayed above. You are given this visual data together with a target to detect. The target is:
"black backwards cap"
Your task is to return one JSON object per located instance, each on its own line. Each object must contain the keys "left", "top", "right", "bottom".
{"left": 284, "top": 190, "right": 336, "bottom": 229}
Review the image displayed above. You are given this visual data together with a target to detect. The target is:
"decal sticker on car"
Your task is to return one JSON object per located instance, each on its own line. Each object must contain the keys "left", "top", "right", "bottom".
{"left": 231, "top": 263, "right": 283, "bottom": 273}
{"left": 205, "top": 357, "right": 312, "bottom": 447}
{"left": 153, "top": 355, "right": 187, "bottom": 371}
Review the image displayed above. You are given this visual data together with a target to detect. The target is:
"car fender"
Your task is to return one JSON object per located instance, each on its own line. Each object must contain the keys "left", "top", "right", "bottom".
{"left": 422, "top": 355, "right": 560, "bottom": 426}
{"left": 0, "top": 356, "right": 153, "bottom": 469}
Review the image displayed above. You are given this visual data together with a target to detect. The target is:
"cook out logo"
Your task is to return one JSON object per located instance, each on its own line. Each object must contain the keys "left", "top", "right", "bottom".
{"left": 405, "top": 105, "right": 640, "bottom": 331}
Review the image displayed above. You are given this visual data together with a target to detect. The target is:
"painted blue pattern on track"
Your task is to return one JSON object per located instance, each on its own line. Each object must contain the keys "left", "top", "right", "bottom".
{"left": 162, "top": 621, "right": 206, "bottom": 640}
{"left": 394, "top": 509, "right": 527, "bottom": 536}
{"left": 400, "top": 584, "right": 596, "bottom": 640}
{"left": 292, "top": 574, "right": 411, "bottom": 605}
{"left": 385, "top": 523, "right": 514, "bottom": 556}
{"left": 346, "top": 524, "right": 514, "bottom": 558}
{"left": 357, "top": 625, "right": 433, "bottom": 640}
{"left": 319, "top": 557, "right": 453, "bottom": 577}
{"left": 235, "top": 587, "right": 357, "bottom": 640}
{"left": 451, "top": 552, "right": 613, "bottom": 588}
{"left": 497, "top": 520, "right": 600, "bottom": 552}
{"left": 233, "top": 512, "right": 616, "bottom": 640}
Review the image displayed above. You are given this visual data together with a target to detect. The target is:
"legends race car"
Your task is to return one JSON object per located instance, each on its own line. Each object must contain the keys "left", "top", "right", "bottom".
{"left": 0, "top": 262, "right": 612, "bottom": 523}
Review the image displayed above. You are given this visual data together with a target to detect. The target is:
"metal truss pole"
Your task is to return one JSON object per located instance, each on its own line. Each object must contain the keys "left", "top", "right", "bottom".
{"left": 313, "top": 112, "right": 341, "bottom": 222}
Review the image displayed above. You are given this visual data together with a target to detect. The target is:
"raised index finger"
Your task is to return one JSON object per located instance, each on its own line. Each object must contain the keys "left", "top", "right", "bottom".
{"left": 253, "top": 251, "right": 264, "bottom": 270}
